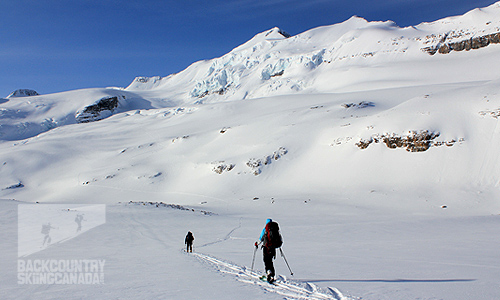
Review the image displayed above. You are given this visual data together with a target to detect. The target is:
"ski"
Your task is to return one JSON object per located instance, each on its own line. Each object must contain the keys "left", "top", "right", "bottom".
{"left": 259, "top": 275, "right": 276, "bottom": 284}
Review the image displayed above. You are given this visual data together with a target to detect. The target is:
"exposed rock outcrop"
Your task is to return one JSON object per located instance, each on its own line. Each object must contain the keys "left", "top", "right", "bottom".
{"left": 342, "top": 101, "right": 374, "bottom": 109}
{"left": 246, "top": 147, "right": 288, "bottom": 175}
{"left": 422, "top": 32, "right": 500, "bottom": 55}
{"left": 479, "top": 108, "right": 500, "bottom": 118}
{"left": 356, "top": 130, "right": 462, "bottom": 152}
{"left": 276, "top": 29, "right": 291, "bottom": 38}
{"left": 75, "top": 95, "right": 122, "bottom": 123}
{"left": 3, "top": 181, "right": 24, "bottom": 190}
{"left": 212, "top": 162, "right": 235, "bottom": 174}
{"left": 7, "top": 89, "right": 39, "bottom": 98}
{"left": 196, "top": 85, "right": 230, "bottom": 99}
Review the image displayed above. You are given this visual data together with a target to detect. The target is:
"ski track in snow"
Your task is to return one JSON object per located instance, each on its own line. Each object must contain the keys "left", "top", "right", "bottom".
{"left": 196, "top": 217, "right": 242, "bottom": 248}
{"left": 191, "top": 251, "right": 352, "bottom": 300}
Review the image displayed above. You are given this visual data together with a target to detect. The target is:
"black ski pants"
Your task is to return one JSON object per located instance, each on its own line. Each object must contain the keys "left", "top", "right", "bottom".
{"left": 263, "top": 246, "right": 275, "bottom": 277}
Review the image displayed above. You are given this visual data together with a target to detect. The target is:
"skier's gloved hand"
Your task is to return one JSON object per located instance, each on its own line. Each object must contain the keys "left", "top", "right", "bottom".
{"left": 255, "top": 241, "right": 258, "bottom": 248}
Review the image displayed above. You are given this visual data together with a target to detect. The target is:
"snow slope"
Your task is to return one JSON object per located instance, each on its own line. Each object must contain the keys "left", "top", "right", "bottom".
{"left": 2, "top": 2, "right": 500, "bottom": 300}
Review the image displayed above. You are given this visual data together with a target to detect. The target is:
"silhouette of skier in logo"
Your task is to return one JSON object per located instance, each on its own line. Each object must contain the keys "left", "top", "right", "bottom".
{"left": 41, "top": 222, "right": 56, "bottom": 246}
{"left": 75, "top": 213, "right": 85, "bottom": 232}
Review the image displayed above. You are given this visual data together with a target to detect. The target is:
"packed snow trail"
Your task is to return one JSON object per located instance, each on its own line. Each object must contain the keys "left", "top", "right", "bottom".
{"left": 191, "top": 252, "right": 351, "bottom": 300}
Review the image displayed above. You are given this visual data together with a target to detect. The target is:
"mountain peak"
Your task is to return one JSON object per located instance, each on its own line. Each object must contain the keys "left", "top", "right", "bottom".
{"left": 231, "top": 26, "right": 290, "bottom": 53}
{"left": 6, "top": 89, "right": 39, "bottom": 98}
{"left": 266, "top": 27, "right": 291, "bottom": 38}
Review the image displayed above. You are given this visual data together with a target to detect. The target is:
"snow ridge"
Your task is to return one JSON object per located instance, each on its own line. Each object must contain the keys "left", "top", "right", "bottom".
{"left": 125, "top": 1, "right": 500, "bottom": 104}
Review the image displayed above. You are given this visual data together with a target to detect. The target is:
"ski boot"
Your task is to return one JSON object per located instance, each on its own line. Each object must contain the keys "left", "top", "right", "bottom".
{"left": 266, "top": 270, "right": 275, "bottom": 284}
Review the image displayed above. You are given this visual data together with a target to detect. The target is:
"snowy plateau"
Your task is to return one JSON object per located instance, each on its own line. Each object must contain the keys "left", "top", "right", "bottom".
{"left": 3, "top": 2, "right": 500, "bottom": 300}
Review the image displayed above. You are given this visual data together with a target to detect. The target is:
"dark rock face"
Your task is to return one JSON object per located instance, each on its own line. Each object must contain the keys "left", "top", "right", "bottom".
{"left": 76, "top": 96, "right": 121, "bottom": 123}
{"left": 278, "top": 29, "right": 291, "bottom": 38}
{"left": 449, "top": 39, "right": 472, "bottom": 51}
{"left": 3, "top": 182, "right": 24, "bottom": 190}
{"left": 423, "top": 32, "right": 500, "bottom": 55}
{"left": 83, "top": 96, "right": 119, "bottom": 113}
{"left": 7, "top": 89, "right": 39, "bottom": 98}
{"left": 197, "top": 85, "right": 230, "bottom": 99}
{"left": 342, "top": 101, "right": 375, "bottom": 109}
{"left": 270, "top": 70, "right": 284, "bottom": 77}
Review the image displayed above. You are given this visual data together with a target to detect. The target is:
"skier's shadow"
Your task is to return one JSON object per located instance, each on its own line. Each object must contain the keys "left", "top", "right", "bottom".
{"left": 297, "top": 278, "right": 476, "bottom": 283}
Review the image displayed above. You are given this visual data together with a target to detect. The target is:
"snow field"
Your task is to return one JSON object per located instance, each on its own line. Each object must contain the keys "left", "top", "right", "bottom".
{"left": 2, "top": 189, "right": 500, "bottom": 299}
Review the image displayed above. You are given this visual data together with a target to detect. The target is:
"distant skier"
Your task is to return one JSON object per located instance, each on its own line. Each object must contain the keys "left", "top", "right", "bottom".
{"left": 185, "top": 231, "right": 194, "bottom": 253}
{"left": 41, "top": 222, "right": 56, "bottom": 246}
{"left": 75, "top": 213, "right": 85, "bottom": 232}
{"left": 255, "top": 218, "right": 282, "bottom": 283}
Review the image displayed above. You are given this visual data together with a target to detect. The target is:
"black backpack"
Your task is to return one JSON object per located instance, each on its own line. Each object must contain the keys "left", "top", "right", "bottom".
{"left": 264, "top": 221, "right": 283, "bottom": 249}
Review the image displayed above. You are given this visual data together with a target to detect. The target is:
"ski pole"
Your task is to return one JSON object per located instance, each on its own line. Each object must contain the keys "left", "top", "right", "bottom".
{"left": 251, "top": 244, "right": 258, "bottom": 271}
{"left": 279, "top": 248, "right": 293, "bottom": 276}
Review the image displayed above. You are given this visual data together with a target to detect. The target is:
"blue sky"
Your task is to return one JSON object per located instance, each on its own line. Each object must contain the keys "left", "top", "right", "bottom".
{"left": 0, "top": 0, "right": 497, "bottom": 97}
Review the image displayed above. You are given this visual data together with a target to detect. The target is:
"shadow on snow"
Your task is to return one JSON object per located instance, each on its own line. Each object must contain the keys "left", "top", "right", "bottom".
{"left": 297, "top": 278, "right": 476, "bottom": 283}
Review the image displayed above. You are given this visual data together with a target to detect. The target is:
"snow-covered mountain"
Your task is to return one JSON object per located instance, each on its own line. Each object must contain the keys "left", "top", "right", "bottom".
{"left": 0, "top": 4, "right": 497, "bottom": 122}
{"left": 3, "top": 2, "right": 500, "bottom": 141}
{"left": 2, "top": 2, "right": 500, "bottom": 300}
{"left": 126, "top": 2, "right": 500, "bottom": 102}
{"left": 2, "top": 1, "right": 500, "bottom": 190}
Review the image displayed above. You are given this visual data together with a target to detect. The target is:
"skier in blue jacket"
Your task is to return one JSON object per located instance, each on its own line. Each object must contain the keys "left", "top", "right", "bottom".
{"left": 255, "top": 218, "right": 276, "bottom": 283}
